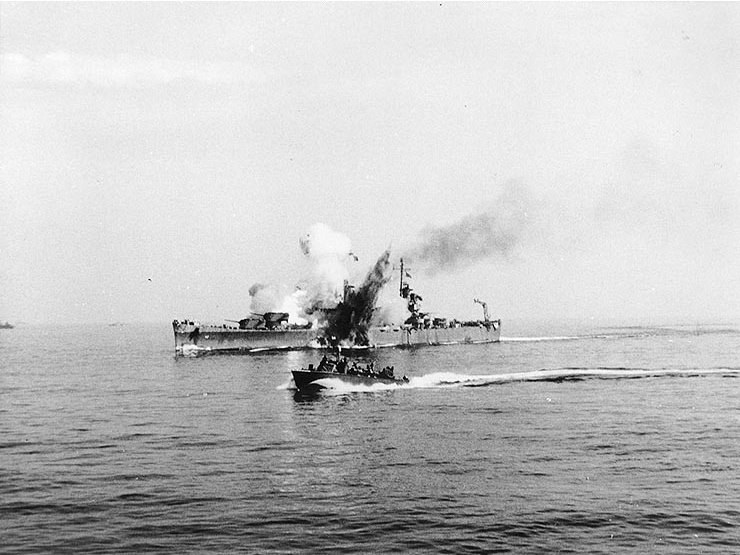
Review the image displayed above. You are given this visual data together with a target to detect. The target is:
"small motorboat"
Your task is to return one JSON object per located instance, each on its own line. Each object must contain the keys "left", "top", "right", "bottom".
{"left": 292, "top": 356, "right": 409, "bottom": 393}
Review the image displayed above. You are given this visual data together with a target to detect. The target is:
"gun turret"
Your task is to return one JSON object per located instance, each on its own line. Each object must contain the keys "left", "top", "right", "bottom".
{"left": 262, "top": 312, "right": 289, "bottom": 329}
{"left": 226, "top": 316, "right": 265, "bottom": 329}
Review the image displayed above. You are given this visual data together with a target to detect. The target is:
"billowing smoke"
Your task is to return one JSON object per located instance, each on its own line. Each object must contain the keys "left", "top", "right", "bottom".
{"left": 245, "top": 189, "right": 528, "bottom": 342}
{"left": 248, "top": 283, "right": 278, "bottom": 315}
{"left": 372, "top": 286, "right": 409, "bottom": 326}
{"left": 298, "top": 223, "right": 354, "bottom": 309}
{"left": 248, "top": 223, "right": 355, "bottom": 326}
{"left": 402, "top": 183, "right": 531, "bottom": 275}
{"left": 325, "top": 249, "right": 394, "bottom": 344}
{"left": 248, "top": 282, "right": 309, "bottom": 325}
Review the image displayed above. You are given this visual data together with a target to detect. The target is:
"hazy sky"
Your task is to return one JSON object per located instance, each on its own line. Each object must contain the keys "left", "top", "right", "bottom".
{"left": 1, "top": 2, "right": 738, "bottom": 325}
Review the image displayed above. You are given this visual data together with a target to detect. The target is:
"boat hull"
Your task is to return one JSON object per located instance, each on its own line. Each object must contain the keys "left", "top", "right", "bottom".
{"left": 173, "top": 320, "right": 501, "bottom": 356}
{"left": 291, "top": 369, "right": 405, "bottom": 392}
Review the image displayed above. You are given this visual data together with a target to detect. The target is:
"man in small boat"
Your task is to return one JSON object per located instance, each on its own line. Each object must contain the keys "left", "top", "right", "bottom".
{"left": 337, "top": 357, "right": 348, "bottom": 374}
{"left": 349, "top": 360, "right": 360, "bottom": 375}
{"left": 317, "top": 355, "right": 328, "bottom": 371}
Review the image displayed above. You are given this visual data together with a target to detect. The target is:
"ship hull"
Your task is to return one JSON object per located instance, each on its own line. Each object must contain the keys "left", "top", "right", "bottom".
{"left": 366, "top": 324, "right": 500, "bottom": 348}
{"left": 173, "top": 320, "right": 501, "bottom": 356}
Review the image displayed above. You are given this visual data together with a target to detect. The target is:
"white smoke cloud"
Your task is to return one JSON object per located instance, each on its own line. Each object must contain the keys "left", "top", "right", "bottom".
{"left": 371, "top": 277, "right": 410, "bottom": 326}
{"left": 277, "top": 288, "right": 309, "bottom": 326}
{"left": 249, "top": 223, "right": 355, "bottom": 325}
{"left": 298, "top": 223, "right": 354, "bottom": 310}
{"left": 247, "top": 283, "right": 280, "bottom": 315}
{"left": 1, "top": 51, "right": 264, "bottom": 88}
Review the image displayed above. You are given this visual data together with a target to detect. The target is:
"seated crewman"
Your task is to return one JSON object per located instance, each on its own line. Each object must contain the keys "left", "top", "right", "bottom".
{"left": 318, "top": 355, "right": 328, "bottom": 371}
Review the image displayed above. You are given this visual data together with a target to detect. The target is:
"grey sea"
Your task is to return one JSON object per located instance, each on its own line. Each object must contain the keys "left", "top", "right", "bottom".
{"left": 2, "top": 321, "right": 739, "bottom": 553}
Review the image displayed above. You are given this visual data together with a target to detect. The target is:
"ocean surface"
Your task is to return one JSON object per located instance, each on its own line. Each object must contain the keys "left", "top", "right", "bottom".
{"left": 1, "top": 321, "right": 739, "bottom": 553}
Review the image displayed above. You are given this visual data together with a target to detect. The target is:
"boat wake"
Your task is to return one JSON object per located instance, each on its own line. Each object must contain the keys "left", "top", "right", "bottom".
{"left": 283, "top": 377, "right": 403, "bottom": 394}
{"left": 282, "top": 367, "right": 740, "bottom": 394}
{"left": 500, "top": 335, "right": 580, "bottom": 342}
{"left": 410, "top": 367, "right": 740, "bottom": 388}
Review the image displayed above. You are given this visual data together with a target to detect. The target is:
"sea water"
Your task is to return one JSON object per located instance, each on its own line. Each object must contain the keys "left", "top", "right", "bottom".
{"left": 1, "top": 321, "right": 739, "bottom": 553}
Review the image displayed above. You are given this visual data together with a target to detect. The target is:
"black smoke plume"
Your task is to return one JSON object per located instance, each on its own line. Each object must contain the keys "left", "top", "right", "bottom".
{"left": 403, "top": 184, "right": 530, "bottom": 275}
{"left": 325, "top": 249, "right": 393, "bottom": 345}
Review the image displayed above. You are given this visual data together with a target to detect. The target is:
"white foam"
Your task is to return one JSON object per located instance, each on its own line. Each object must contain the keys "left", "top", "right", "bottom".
{"left": 500, "top": 335, "right": 580, "bottom": 342}
{"left": 310, "top": 377, "right": 403, "bottom": 395}
{"left": 180, "top": 344, "right": 207, "bottom": 357}
{"left": 406, "top": 367, "right": 740, "bottom": 389}
{"left": 276, "top": 379, "right": 295, "bottom": 390}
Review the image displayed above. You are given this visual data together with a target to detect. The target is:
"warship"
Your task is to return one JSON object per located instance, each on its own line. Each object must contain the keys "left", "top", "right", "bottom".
{"left": 173, "top": 259, "right": 501, "bottom": 356}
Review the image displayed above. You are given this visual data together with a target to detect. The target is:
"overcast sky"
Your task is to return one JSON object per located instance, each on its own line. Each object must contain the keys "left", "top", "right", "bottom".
{"left": 1, "top": 2, "right": 738, "bottom": 325}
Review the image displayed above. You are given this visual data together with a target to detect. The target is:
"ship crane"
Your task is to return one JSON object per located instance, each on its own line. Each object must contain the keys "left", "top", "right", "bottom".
{"left": 473, "top": 298, "right": 490, "bottom": 323}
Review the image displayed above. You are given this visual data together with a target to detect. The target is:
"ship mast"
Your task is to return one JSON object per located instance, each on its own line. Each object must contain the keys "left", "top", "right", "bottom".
{"left": 399, "top": 258, "right": 404, "bottom": 297}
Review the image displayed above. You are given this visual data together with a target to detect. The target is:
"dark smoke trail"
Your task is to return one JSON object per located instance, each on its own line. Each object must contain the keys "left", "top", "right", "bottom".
{"left": 325, "top": 249, "right": 393, "bottom": 345}
{"left": 403, "top": 183, "right": 530, "bottom": 274}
